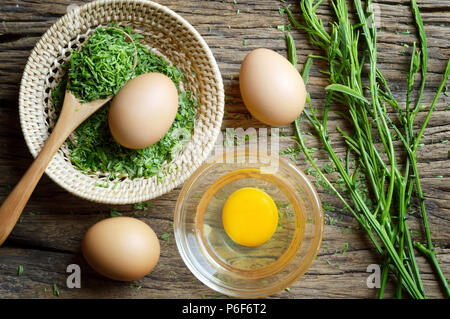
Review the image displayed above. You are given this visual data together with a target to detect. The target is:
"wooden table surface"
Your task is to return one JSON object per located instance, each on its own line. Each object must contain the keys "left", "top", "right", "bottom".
{"left": 0, "top": 0, "right": 449, "bottom": 299}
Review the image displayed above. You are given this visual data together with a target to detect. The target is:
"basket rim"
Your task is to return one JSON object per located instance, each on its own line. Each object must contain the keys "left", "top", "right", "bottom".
{"left": 18, "top": 0, "right": 224, "bottom": 204}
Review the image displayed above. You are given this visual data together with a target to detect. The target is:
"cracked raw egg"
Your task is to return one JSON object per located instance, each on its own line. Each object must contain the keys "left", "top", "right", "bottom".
{"left": 222, "top": 187, "right": 278, "bottom": 247}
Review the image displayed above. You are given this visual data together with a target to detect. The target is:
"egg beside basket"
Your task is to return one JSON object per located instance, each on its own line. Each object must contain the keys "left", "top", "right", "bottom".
{"left": 18, "top": 0, "right": 224, "bottom": 204}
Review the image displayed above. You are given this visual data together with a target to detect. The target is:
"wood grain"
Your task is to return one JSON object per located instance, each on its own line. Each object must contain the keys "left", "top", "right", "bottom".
{"left": 0, "top": 91, "right": 111, "bottom": 245}
{"left": 0, "top": 0, "right": 449, "bottom": 298}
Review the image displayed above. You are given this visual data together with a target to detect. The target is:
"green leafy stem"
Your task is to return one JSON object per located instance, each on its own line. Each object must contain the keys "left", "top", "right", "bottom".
{"left": 284, "top": 0, "right": 450, "bottom": 299}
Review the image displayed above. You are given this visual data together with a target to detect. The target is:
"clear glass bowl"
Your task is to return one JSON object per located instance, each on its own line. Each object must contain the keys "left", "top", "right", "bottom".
{"left": 174, "top": 151, "right": 323, "bottom": 298}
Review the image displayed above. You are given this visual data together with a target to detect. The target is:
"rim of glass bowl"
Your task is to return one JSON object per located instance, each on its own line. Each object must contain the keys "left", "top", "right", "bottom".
{"left": 174, "top": 151, "right": 324, "bottom": 298}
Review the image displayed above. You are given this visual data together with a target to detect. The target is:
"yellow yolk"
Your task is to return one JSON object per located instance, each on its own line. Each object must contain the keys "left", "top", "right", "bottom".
{"left": 222, "top": 187, "right": 278, "bottom": 247}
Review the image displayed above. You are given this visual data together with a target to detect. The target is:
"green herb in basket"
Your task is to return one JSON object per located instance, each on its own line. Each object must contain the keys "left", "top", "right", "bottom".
{"left": 51, "top": 26, "right": 197, "bottom": 181}
{"left": 68, "top": 26, "right": 137, "bottom": 103}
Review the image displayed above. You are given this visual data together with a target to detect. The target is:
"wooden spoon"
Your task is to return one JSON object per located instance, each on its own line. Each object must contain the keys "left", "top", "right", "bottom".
{"left": 0, "top": 27, "right": 137, "bottom": 245}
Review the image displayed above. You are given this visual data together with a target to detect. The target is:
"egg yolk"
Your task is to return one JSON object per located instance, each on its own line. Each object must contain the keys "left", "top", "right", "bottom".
{"left": 222, "top": 187, "right": 278, "bottom": 247}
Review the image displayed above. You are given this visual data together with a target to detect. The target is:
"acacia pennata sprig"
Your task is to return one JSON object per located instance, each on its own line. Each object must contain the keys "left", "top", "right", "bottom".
{"left": 284, "top": 0, "right": 450, "bottom": 298}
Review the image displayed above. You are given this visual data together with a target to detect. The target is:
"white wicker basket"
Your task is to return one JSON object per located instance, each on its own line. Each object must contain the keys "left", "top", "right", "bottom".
{"left": 18, "top": 0, "right": 224, "bottom": 204}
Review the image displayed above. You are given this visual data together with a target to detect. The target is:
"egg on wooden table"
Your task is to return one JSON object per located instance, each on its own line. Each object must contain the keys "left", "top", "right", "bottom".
{"left": 108, "top": 72, "right": 179, "bottom": 149}
{"left": 82, "top": 217, "right": 160, "bottom": 281}
{"left": 239, "top": 48, "right": 307, "bottom": 126}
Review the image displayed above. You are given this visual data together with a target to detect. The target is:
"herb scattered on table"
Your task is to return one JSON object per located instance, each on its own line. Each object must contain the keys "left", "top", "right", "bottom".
{"left": 51, "top": 26, "right": 198, "bottom": 182}
{"left": 133, "top": 202, "right": 149, "bottom": 211}
{"left": 130, "top": 283, "right": 142, "bottom": 290}
{"left": 281, "top": 0, "right": 450, "bottom": 299}
{"left": 110, "top": 209, "right": 122, "bottom": 217}
{"left": 53, "top": 283, "right": 60, "bottom": 297}
{"left": 342, "top": 243, "right": 349, "bottom": 254}
{"left": 322, "top": 202, "right": 336, "bottom": 212}
{"left": 280, "top": 146, "right": 301, "bottom": 162}
{"left": 17, "top": 265, "right": 23, "bottom": 276}
{"left": 161, "top": 233, "right": 172, "bottom": 243}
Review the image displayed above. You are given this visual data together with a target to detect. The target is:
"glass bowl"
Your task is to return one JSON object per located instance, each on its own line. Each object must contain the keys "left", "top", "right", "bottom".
{"left": 174, "top": 151, "right": 323, "bottom": 298}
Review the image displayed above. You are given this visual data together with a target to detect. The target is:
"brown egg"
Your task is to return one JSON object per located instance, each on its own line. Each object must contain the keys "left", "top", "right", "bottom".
{"left": 239, "top": 48, "right": 307, "bottom": 126}
{"left": 108, "top": 72, "right": 179, "bottom": 149}
{"left": 82, "top": 217, "right": 160, "bottom": 281}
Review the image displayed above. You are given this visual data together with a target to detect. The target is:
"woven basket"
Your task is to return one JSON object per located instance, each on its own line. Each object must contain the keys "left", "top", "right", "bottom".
{"left": 18, "top": 0, "right": 224, "bottom": 204}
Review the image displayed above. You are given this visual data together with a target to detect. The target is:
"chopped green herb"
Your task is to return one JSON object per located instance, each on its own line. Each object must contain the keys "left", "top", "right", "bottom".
{"left": 321, "top": 163, "right": 336, "bottom": 174}
{"left": 277, "top": 24, "right": 291, "bottom": 31}
{"left": 67, "top": 26, "right": 136, "bottom": 103}
{"left": 53, "top": 283, "right": 60, "bottom": 297}
{"left": 110, "top": 209, "right": 123, "bottom": 217}
{"left": 161, "top": 233, "right": 172, "bottom": 243}
{"left": 275, "top": 201, "right": 291, "bottom": 209}
{"left": 325, "top": 214, "right": 337, "bottom": 226}
{"left": 51, "top": 26, "right": 198, "bottom": 182}
{"left": 322, "top": 202, "right": 336, "bottom": 212}
{"left": 17, "top": 265, "right": 24, "bottom": 276}
{"left": 280, "top": 146, "right": 301, "bottom": 162}
{"left": 130, "top": 283, "right": 142, "bottom": 290}
{"left": 133, "top": 202, "right": 149, "bottom": 211}
{"left": 95, "top": 182, "right": 109, "bottom": 188}
{"left": 342, "top": 243, "right": 349, "bottom": 254}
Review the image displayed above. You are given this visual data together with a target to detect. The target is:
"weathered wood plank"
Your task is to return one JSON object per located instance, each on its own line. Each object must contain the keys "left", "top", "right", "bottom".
{"left": 0, "top": 0, "right": 449, "bottom": 298}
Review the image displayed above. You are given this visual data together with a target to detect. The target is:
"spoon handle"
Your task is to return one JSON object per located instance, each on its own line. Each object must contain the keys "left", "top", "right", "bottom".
{"left": 0, "top": 119, "right": 70, "bottom": 245}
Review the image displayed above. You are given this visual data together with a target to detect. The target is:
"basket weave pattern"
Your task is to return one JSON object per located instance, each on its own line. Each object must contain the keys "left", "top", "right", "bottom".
{"left": 19, "top": 0, "right": 224, "bottom": 204}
